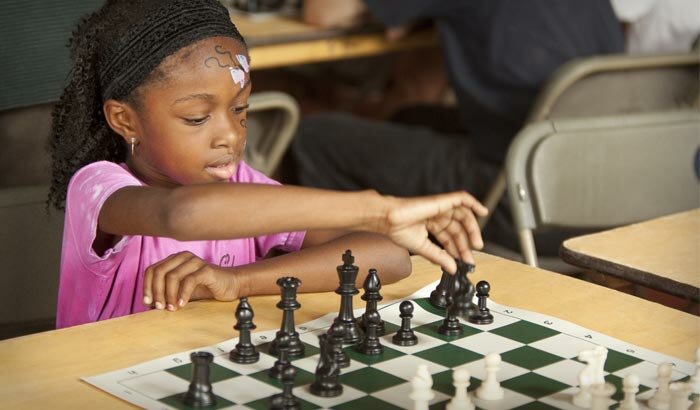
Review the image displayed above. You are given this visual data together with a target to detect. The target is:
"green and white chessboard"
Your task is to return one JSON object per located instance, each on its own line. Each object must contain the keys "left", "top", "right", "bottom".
{"left": 84, "top": 281, "right": 696, "bottom": 409}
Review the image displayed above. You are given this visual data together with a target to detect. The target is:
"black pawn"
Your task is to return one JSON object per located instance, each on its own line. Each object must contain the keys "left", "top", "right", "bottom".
{"left": 468, "top": 280, "right": 494, "bottom": 325}
{"left": 182, "top": 351, "right": 216, "bottom": 407}
{"left": 359, "top": 268, "right": 385, "bottom": 336}
{"left": 429, "top": 269, "right": 452, "bottom": 309}
{"left": 451, "top": 260, "right": 477, "bottom": 318}
{"left": 437, "top": 276, "right": 464, "bottom": 336}
{"left": 269, "top": 277, "right": 305, "bottom": 358}
{"left": 270, "top": 362, "right": 300, "bottom": 410}
{"left": 309, "top": 334, "right": 343, "bottom": 397}
{"left": 329, "top": 322, "right": 350, "bottom": 368}
{"left": 392, "top": 301, "right": 418, "bottom": 346}
{"left": 229, "top": 297, "right": 259, "bottom": 364}
{"left": 269, "top": 334, "right": 291, "bottom": 379}
{"left": 357, "top": 310, "right": 383, "bottom": 355}
{"left": 329, "top": 250, "right": 362, "bottom": 344}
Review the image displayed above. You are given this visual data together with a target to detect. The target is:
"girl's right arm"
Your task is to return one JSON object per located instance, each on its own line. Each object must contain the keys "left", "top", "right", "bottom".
{"left": 98, "top": 183, "right": 487, "bottom": 272}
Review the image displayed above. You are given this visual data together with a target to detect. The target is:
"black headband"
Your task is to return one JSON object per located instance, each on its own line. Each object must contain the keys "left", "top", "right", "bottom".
{"left": 98, "top": 0, "right": 245, "bottom": 101}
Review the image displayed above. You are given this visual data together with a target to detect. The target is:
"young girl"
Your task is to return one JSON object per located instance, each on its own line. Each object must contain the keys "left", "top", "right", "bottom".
{"left": 49, "top": 0, "right": 488, "bottom": 328}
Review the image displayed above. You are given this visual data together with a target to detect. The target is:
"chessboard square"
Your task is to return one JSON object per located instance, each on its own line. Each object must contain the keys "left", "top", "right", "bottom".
{"left": 298, "top": 328, "right": 327, "bottom": 348}
{"left": 501, "top": 372, "right": 570, "bottom": 399}
{"left": 293, "top": 382, "right": 366, "bottom": 408}
{"left": 333, "top": 395, "right": 403, "bottom": 410}
{"left": 431, "top": 369, "right": 481, "bottom": 396}
{"left": 371, "top": 380, "right": 450, "bottom": 409}
{"left": 414, "top": 320, "right": 481, "bottom": 342}
{"left": 533, "top": 359, "right": 586, "bottom": 387}
{"left": 166, "top": 362, "right": 240, "bottom": 383}
{"left": 413, "top": 343, "right": 483, "bottom": 368}
{"left": 467, "top": 310, "right": 521, "bottom": 332}
{"left": 244, "top": 395, "right": 319, "bottom": 410}
{"left": 214, "top": 352, "right": 277, "bottom": 375}
{"left": 344, "top": 343, "right": 405, "bottom": 365}
{"left": 159, "top": 392, "right": 236, "bottom": 409}
{"left": 611, "top": 360, "right": 687, "bottom": 389}
{"left": 373, "top": 354, "right": 449, "bottom": 381}
{"left": 489, "top": 321, "right": 559, "bottom": 344}
{"left": 379, "top": 328, "right": 445, "bottom": 355}
{"left": 538, "top": 386, "right": 588, "bottom": 410}
{"left": 292, "top": 353, "right": 367, "bottom": 375}
{"left": 248, "top": 366, "right": 315, "bottom": 389}
{"left": 256, "top": 341, "right": 320, "bottom": 361}
{"left": 121, "top": 371, "right": 190, "bottom": 400}
{"left": 461, "top": 358, "right": 530, "bottom": 383}
{"left": 604, "top": 373, "right": 651, "bottom": 402}
{"left": 603, "top": 349, "right": 645, "bottom": 373}
{"left": 450, "top": 331, "right": 525, "bottom": 356}
{"left": 213, "top": 375, "right": 281, "bottom": 404}
{"left": 501, "top": 346, "right": 565, "bottom": 371}
{"left": 529, "top": 333, "right": 598, "bottom": 360}
{"left": 397, "top": 299, "right": 446, "bottom": 326}
{"left": 413, "top": 297, "right": 448, "bottom": 317}
{"left": 471, "top": 387, "right": 533, "bottom": 410}
{"left": 338, "top": 366, "right": 405, "bottom": 393}
{"left": 512, "top": 402, "right": 561, "bottom": 410}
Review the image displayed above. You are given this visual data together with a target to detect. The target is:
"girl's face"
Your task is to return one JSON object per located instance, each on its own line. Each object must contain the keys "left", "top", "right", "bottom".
{"left": 128, "top": 36, "right": 251, "bottom": 187}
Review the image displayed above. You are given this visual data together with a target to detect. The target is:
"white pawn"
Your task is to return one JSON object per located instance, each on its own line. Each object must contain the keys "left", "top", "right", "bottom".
{"left": 618, "top": 374, "right": 640, "bottom": 410}
{"left": 476, "top": 352, "right": 504, "bottom": 401}
{"left": 648, "top": 363, "right": 673, "bottom": 410}
{"left": 410, "top": 364, "right": 434, "bottom": 410}
{"left": 590, "top": 383, "right": 615, "bottom": 410}
{"left": 446, "top": 368, "right": 475, "bottom": 410}
{"left": 668, "top": 381, "right": 691, "bottom": 410}
{"left": 691, "top": 346, "right": 700, "bottom": 395}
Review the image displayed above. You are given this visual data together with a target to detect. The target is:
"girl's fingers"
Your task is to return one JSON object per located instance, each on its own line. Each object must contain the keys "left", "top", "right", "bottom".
{"left": 413, "top": 238, "right": 457, "bottom": 274}
{"left": 163, "top": 257, "right": 209, "bottom": 309}
{"left": 143, "top": 252, "right": 183, "bottom": 306}
{"left": 148, "top": 252, "right": 195, "bottom": 309}
{"left": 178, "top": 267, "right": 215, "bottom": 307}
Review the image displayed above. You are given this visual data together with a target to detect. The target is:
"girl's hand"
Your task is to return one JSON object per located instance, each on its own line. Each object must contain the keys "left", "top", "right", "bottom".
{"left": 142, "top": 251, "right": 241, "bottom": 311}
{"left": 381, "top": 191, "right": 488, "bottom": 273}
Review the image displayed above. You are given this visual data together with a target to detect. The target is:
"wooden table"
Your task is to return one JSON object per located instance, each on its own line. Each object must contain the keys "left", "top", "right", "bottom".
{"left": 560, "top": 209, "right": 700, "bottom": 302}
{"left": 232, "top": 12, "right": 437, "bottom": 70}
{"left": 1, "top": 253, "right": 698, "bottom": 408}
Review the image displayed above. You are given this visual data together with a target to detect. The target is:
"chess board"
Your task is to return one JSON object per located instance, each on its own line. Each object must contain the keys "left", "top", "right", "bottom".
{"left": 84, "top": 281, "right": 695, "bottom": 409}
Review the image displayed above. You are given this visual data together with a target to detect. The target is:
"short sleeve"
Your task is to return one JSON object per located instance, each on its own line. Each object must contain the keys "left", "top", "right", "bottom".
{"left": 64, "top": 161, "right": 142, "bottom": 274}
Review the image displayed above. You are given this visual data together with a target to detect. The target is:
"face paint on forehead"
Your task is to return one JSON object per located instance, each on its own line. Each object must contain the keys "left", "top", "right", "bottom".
{"left": 203, "top": 45, "right": 250, "bottom": 88}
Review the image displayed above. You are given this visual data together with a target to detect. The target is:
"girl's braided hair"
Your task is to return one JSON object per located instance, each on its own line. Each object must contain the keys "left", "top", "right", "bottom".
{"left": 48, "top": 0, "right": 245, "bottom": 210}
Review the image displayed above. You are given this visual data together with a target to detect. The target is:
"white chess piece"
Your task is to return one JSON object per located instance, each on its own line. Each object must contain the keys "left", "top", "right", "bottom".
{"left": 691, "top": 346, "right": 700, "bottom": 395}
{"left": 590, "top": 383, "right": 616, "bottom": 410}
{"left": 476, "top": 352, "right": 504, "bottom": 401}
{"left": 648, "top": 362, "right": 673, "bottom": 410}
{"left": 618, "top": 374, "right": 640, "bottom": 410}
{"left": 446, "top": 368, "right": 475, "bottom": 410}
{"left": 668, "top": 381, "right": 691, "bottom": 410}
{"left": 691, "top": 394, "right": 700, "bottom": 410}
{"left": 410, "top": 364, "right": 434, "bottom": 410}
{"left": 573, "top": 346, "right": 609, "bottom": 408}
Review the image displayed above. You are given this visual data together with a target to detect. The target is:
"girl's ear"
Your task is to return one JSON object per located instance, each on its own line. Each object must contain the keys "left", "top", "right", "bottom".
{"left": 103, "top": 99, "right": 140, "bottom": 143}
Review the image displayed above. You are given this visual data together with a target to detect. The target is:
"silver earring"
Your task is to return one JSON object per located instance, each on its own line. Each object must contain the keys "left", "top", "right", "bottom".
{"left": 130, "top": 137, "right": 136, "bottom": 156}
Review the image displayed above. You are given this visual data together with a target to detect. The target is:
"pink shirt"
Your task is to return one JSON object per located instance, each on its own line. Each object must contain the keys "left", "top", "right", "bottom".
{"left": 56, "top": 161, "right": 305, "bottom": 328}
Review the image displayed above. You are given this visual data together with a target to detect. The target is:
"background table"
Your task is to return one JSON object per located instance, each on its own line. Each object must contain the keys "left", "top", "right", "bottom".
{"left": 560, "top": 208, "right": 700, "bottom": 302}
{"left": 233, "top": 12, "right": 437, "bottom": 70}
{"left": 1, "top": 253, "right": 698, "bottom": 408}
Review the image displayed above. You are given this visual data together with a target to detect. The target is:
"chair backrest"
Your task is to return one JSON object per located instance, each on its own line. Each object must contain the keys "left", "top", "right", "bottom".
{"left": 243, "top": 91, "right": 300, "bottom": 176}
{"left": 505, "top": 110, "right": 700, "bottom": 266}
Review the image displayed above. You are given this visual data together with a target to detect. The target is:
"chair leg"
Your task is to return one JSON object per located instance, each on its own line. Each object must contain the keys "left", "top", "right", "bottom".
{"left": 518, "top": 229, "right": 538, "bottom": 267}
{"left": 478, "top": 170, "right": 506, "bottom": 229}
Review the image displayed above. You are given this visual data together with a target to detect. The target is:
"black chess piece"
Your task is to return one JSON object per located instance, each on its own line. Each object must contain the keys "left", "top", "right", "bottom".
{"left": 451, "top": 260, "right": 477, "bottom": 318}
{"left": 438, "top": 301, "right": 464, "bottom": 336}
{"left": 182, "top": 351, "right": 216, "bottom": 407}
{"left": 392, "top": 300, "right": 418, "bottom": 346}
{"left": 468, "top": 280, "right": 494, "bottom": 325}
{"left": 309, "top": 334, "right": 343, "bottom": 397}
{"left": 328, "top": 250, "right": 363, "bottom": 344}
{"left": 269, "top": 334, "right": 291, "bottom": 379}
{"left": 358, "top": 268, "right": 385, "bottom": 336}
{"left": 229, "top": 297, "right": 260, "bottom": 364}
{"left": 269, "top": 277, "right": 305, "bottom": 358}
{"left": 429, "top": 269, "right": 452, "bottom": 309}
{"left": 357, "top": 310, "right": 383, "bottom": 355}
{"left": 329, "top": 322, "right": 350, "bottom": 368}
{"left": 270, "top": 361, "right": 300, "bottom": 410}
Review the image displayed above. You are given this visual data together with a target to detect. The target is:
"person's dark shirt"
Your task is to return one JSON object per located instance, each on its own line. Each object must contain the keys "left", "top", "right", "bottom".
{"left": 363, "top": 0, "right": 625, "bottom": 162}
